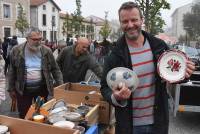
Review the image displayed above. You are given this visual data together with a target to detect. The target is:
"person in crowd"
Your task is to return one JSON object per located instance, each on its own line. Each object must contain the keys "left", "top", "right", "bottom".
{"left": 56, "top": 37, "right": 102, "bottom": 83}
{"left": 0, "top": 39, "right": 2, "bottom": 56}
{"left": 6, "top": 36, "right": 19, "bottom": 71}
{"left": 100, "top": 38, "right": 111, "bottom": 57}
{"left": 53, "top": 40, "right": 67, "bottom": 59}
{"left": 0, "top": 38, "right": 2, "bottom": 51}
{"left": 89, "top": 40, "right": 95, "bottom": 54}
{"left": 2, "top": 37, "right": 10, "bottom": 75}
{"left": 7, "top": 27, "right": 63, "bottom": 118}
{"left": 100, "top": 2, "right": 195, "bottom": 134}
{"left": 66, "top": 37, "right": 70, "bottom": 46}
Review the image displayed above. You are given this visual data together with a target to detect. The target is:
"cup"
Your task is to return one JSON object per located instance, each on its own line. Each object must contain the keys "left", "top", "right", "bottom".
{"left": 33, "top": 114, "right": 45, "bottom": 123}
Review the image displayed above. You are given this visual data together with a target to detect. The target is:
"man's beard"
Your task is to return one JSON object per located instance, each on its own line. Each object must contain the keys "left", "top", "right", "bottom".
{"left": 28, "top": 43, "right": 41, "bottom": 51}
{"left": 125, "top": 28, "right": 142, "bottom": 41}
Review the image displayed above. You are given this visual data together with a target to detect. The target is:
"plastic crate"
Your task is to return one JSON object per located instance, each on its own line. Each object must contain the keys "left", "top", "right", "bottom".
{"left": 85, "top": 124, "right": 98, "bottom": 134}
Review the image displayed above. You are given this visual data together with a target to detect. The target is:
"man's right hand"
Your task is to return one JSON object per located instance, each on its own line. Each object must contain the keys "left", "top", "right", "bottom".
{"left": 9, "top": 91, "right": 16, "bottom": 100}
{"left": 112, "top": 82, "right": 132, "bottom": 101}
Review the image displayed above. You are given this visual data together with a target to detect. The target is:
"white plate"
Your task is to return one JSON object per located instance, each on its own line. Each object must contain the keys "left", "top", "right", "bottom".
{"left": 157, "top": 50, "right": 187, "bottom": 83}
{"left": 53, "top": 121, "right": 75, "bottom": 129}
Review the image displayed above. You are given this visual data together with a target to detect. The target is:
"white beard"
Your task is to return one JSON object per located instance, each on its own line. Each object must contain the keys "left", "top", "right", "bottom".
{"left": 27, "top": 43, "right": 41, "bottom": 52}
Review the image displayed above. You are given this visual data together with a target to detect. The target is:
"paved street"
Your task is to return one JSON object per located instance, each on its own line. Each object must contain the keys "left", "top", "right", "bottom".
{"left": 0, "top": 63, "right": 200, "bottom": 133}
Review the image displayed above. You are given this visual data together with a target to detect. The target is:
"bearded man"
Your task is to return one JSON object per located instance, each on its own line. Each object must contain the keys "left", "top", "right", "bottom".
{"left": 7, "top": 27, "right": 63, "bottom": 118}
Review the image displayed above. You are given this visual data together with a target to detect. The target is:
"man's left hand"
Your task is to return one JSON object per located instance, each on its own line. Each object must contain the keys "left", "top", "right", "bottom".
{"left": 185, "top": 60, "right": 196, "bottom": 78}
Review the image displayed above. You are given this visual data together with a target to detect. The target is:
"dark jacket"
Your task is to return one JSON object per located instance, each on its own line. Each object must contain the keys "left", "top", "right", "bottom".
{"left": 56, "top": 45, "right": 102, "bottom": 83}
{"left": 100, "top": 31, "right": 169, "bottom": 134}
{"left": 7, "top": 43, "right": 63, "bottom": 96}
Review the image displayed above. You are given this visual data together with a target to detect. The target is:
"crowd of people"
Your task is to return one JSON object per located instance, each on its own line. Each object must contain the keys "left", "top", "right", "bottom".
{"left": 0, "top": 1, "right": 196, "bottom": 134}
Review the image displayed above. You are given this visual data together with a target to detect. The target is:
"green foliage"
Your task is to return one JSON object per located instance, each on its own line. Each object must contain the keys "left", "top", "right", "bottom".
{"left": 62, "top": 14, "right": 68, "bottom": 36}
{"left": 99, "top": 12, "right": 111, "bottom": 39}
{"left": 62, "top": 0, "right": 83, "bottom": 37}
{"left": 149, "top": 12, "right": 165, "bottom": 35}
{"left": 135, "top": 0, "right": 170, "bottom": 34}
{"left": 183, "top": 3, "right": 200, "bottom": 41}
{"left": 15, "top": 3, "right": 29, "bottom": 37}
{"left": 72, "top": 0, "right": 83, "bottom": 36}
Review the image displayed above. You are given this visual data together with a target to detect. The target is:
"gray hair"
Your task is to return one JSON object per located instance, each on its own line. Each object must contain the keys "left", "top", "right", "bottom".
{"left": 58, "top": 40, "right": 67, "bottom": 48}
{"left": 26, "top": 27, "right": 41, "bottom": 37}
{"left": 118, "top": 1, "right": 143, "bottom": 19}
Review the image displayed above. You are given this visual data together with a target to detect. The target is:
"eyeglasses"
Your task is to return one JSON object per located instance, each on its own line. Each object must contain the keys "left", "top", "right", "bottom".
{"left": 30, "top": 38, "right": 42, "bottom": 41}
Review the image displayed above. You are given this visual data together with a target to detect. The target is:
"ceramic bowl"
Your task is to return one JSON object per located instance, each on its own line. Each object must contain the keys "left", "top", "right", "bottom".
{"left": 53, "top": 120, "right": 75, "bottom": 129}
{"left": 106, "top": 67, "right": 139, "bottom": 92}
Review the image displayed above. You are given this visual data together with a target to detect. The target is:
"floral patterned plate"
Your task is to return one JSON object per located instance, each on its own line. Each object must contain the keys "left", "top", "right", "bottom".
{"left": 157, "top": 50, "right": 188, "bottom": 83}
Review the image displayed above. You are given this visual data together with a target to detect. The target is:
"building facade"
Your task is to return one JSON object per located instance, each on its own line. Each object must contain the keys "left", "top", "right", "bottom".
{"left": 30, "top": 0, "right": 60, "bottom": 42}
{"left": 171, "top": 3, "right": 192, "bottom": 39}
{"left": 171, "top": 0, "right": 200, "bottom": 40}
{"left": 59, "top": 12, "right": 96, "bottom": 41}
{"left": 0, "top": 0, "right": 30, "bottom": 39}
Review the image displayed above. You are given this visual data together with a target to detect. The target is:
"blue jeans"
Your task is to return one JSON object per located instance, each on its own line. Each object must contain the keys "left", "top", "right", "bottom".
{"left": 133, "top": 124, "right": 154, "bottom": 134}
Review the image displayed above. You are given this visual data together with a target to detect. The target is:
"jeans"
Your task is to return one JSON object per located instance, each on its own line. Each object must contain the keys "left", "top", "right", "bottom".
{"left": 133, "top": 124, "right": 154, "bottom": 134}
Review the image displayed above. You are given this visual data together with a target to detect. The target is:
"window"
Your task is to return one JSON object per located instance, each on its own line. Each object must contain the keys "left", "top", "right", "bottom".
{"left": 4, "top": 27, "right": 11, "bottom": 37}
{"left": 52, "top": 16, "right": 56, "bottom": 26}
{"left": 3, "top": 4, "right": 11, "bottom": 18}
{"left": 81, "top": 25, "right": 85, "bottom": 32}
{"left": 52, "top": 7, "right": 55, "bottom": 12}
{"left": 42, "top": 14, "right": 46, "bottom": 26}
{"left": 43, "top": 5, "right": 46, "bottom": 10}
{"left": 43, "top": 31, "right": 46, "bottom": 39}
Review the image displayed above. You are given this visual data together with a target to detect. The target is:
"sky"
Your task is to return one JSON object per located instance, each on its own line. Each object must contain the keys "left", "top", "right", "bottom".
{"left": 54, "top": 0, "right": 193, "bottom": 27}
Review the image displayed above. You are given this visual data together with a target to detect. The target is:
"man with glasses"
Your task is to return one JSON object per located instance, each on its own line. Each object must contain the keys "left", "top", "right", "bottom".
{"left": 7, "top": 27, "right": 63, "bottom": 118}
{"left": 57, "top": 37, "right": 102, "bottom": 83}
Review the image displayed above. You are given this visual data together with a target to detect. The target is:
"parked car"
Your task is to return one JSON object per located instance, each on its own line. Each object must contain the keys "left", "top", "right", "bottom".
{"left": 177, "top": 45, "right": 200, "bottom": 71}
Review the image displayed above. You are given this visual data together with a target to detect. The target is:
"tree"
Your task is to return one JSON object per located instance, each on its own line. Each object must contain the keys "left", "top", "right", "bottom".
{"left": 71, "top": 0, "right": 83, "bottom": 36}
{"left": 15, "top": 3, "right": 29, "bottom": 37}
{"left": 135, "top": 0, "right": 170, "bottom": 34}
{"left": 183, "top": 3, "right": 200, "bottom": 41}
{"left": 62, "top": 13, "right": 69, "bottom": 36}
{"left": 99, "top": 11, "right": 111, "bottom": 39}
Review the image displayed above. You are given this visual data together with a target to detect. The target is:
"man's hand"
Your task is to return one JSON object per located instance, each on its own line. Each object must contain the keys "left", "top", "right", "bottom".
{"left": 185, "top": 60, "right": 196, "bottom": 78}
{"left": 112, "top": 82, "right": 132, "bottom": 101}
{"left": 9, "top": 91, "right": 16, "bottom": 100}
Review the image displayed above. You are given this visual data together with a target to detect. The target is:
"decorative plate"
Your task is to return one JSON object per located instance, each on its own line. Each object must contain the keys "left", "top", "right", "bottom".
{"left": 106, "top": 67, "right": 139, "bottom": 92}
{"left": 157, "top": 50, "right": 188, "bottom": 83}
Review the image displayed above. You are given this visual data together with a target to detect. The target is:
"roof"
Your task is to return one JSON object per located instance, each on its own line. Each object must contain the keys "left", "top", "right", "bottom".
{"left": 59, "top": 12, "right": 92, "bottom": 23}
{"left": 30, "top": 0, "right": 61, "bottom": 11}
{"left": 86, "top": 15, "right": 104, "bottom": 23}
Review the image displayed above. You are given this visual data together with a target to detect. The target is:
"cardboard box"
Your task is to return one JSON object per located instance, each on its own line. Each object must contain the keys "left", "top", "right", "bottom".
{"left": 54, "top": 83, "right": 111, "bottom": 124}
{"left": 0, "top": 115, "right": 79, "bottom": 134}
{"left": 25, "top": 99, "right": 99, "bottom": 126}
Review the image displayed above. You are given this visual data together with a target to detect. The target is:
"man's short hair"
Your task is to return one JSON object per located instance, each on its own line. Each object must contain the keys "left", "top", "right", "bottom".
{"left": 26, "top": 27, "right": 41, "bottom": 37}
{"left": 118, "top": 1, "right": 143, "bottom": 19}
